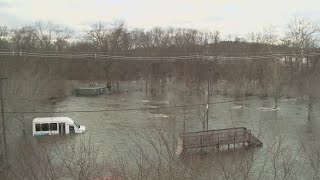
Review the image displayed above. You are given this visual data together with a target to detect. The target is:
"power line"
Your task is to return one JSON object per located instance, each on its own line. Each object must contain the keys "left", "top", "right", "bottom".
{"left": 1, "top": 48, "right": 319, "bottom": 55}
{"left": 1, "top": 49, "right": 320, "bottom": 56}
{"left": 1, "top": 50, "right": 319, "bottom": 61}
{"left": 3, "top": 98, "right": 256, "bottom": 114}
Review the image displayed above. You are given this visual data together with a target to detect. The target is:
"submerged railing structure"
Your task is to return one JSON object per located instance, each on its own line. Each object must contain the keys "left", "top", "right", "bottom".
{"left": 176, "top": 127, "right": 262, "bottom": 155}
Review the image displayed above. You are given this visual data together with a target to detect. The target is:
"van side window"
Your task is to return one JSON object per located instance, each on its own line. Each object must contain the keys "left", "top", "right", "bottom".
{"left": 69, "top": 125, "right": 75, "bottom": 133}
{"left": 41, "top": 123, "right": 49, "bottom": 131}
{"left": 50, "top": 123, "right": 57, "bottom": 131}
{"left": 35, "top": 124, "right": 41, "bottom": 131}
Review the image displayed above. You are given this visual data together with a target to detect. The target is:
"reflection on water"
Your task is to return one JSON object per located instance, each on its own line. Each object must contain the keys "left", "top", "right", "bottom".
{"left": 35, "top": 134, "right": 77, "bottom": 145}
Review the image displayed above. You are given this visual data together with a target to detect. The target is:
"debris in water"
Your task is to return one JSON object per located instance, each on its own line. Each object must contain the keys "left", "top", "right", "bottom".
{"left": 232, "top": 105, "right": 244, "bottom": 109}
{"left": 258, "top": 107, "right": 280, "bottom": 111}
{"left": 154, "top": 114, "right": 168, "bottom": 118}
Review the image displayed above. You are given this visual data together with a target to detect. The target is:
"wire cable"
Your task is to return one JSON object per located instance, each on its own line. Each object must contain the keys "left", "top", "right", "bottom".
{"left": 1, "top": 50, "right": 319, "bottom": 61}
{"left": 0, "top": 48, "right": 318, "bottom": 56}
{"left": 3, "top": 97, "right": 257, "bottom": 114}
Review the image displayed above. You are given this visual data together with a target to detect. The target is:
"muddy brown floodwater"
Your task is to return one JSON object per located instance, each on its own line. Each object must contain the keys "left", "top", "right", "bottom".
{"left": 6, "top": 88, "right": 320, "bottom": 179}
{"left": 51, "top": 91, "right": 320, "bottom": 150}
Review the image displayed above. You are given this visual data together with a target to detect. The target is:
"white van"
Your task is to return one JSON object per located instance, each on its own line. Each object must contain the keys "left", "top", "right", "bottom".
{"left": 32, "top": 117, "right": 86, "bottom": 136}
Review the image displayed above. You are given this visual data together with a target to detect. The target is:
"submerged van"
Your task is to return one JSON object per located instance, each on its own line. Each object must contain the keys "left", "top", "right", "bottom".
{"left": 32, "top": 117, "right": 86, "bottom": 136}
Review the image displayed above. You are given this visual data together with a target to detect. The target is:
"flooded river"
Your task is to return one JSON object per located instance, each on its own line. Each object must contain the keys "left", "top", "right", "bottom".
{"left": 24, "top": 89, "right": 320, "bottom": 152}
{"left": 5, "top": 86, "right": 320, "bottom": 179}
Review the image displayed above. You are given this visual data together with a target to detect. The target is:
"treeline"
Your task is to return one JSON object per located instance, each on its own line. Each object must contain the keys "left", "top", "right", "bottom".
{"left": 0, "top": 17, "right": 320, "bottom": 103}
{"left": 0, "top": 17, "right": 319, "bottom": 55}
{"left": 0, "top": 21, "right": 220, "bottom": 54}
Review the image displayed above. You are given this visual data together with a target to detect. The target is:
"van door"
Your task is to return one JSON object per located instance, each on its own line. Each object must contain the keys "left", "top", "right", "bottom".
{"left": 59, "top": 123, "right": 65, "bottom": 134}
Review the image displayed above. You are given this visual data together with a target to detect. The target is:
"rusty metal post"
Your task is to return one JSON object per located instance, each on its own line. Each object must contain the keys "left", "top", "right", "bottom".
{"left": 249, "top": 130, "right": 252, "bottom": 145}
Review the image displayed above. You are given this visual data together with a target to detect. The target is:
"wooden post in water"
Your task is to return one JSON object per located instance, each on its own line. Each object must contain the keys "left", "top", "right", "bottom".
{"left": 217, "top": 134, "right": 220, "bottom": 151}
{"left": 211, "top": 133, "right": 214, "bottom": 151}
{"left": 200, "top": 134, "right": 203, "bottom": 155}
{"left": 233, "top": 131, "right": 236, "bottom": 148}
{"left": 249, "top": 130, "right": 252, "bottom": 145}
{"left": 228, "top": 132, "right": 230, "bottom": 150}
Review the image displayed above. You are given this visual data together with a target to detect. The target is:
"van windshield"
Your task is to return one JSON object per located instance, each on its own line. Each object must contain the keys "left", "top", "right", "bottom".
{"left": 73, "top": 122, "right": 80, "bottom": 129}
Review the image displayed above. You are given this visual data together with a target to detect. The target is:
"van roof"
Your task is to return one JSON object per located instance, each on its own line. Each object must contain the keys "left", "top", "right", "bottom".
{"left": 33, "top": 117, "right": 74, "bottom": 124}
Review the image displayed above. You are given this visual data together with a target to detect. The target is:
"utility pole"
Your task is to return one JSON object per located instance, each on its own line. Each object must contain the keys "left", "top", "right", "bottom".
{"left": 206, "top": 67, "right": 210, "bottom": 131}
{"left": 0, "top": 77, "right": 8, "bottom": 170}
{"left": 183, "top": 61, "right": 186, "bottom": 133}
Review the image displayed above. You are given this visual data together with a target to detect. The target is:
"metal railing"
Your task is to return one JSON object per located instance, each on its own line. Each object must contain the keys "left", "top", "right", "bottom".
{"left": 180, "top": 127, "right": 262, "bottom": 150}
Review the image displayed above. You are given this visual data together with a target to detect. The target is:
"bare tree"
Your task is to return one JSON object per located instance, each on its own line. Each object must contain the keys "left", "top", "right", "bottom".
{"left": 197, "top": 105, "right": 207, "bottom": 131}
{"left": 284, "top": 17, "right": 320, "bottom": 68}
{"left": 10, "top": 22, "right": 73, "bottom": 51}
{"left": 272, "top": 58, "right": 282, "bottom": 109}
{"left": 7, "top": 135, "right": 107, "bottom": 180}
{"left": 262, "top": 26, "right": 279, "bottom": 45}
{"left": 10, "top": 26, "right": 38, "bottom": 50}
{"left": 231, "top": 59, "right": 250, "bottom": 107}
{"left": 0, "top": 26, "right": 10, "bottom": 48}
{"left": 33, "top": 21, "right": 73, "bottom": 50}
{"left": 85, "top": 22, "right": 110, "bottom": 53}
{"left": 298, "top": 70, "right": 320, "bottom": 120}
{"left": 266, "top": 129, "right": 303, "bottom": 180}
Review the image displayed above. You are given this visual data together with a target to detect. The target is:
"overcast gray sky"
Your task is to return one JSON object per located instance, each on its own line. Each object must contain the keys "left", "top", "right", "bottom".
{"left": 0, "top": 0, "right": 319, "bottom": 36}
